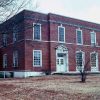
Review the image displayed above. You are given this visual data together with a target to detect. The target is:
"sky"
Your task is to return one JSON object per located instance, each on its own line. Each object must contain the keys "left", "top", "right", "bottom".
{"left": 29, "top": 0, "right": 100, "bottom": 24}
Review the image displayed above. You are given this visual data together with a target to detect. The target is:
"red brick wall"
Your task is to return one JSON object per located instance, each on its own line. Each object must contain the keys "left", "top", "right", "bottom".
{"left": 24, "top": 13, "right": 50, "bottom": 72}
{"left": 0, "top": 10, "right": 100, "bottom": 73}
{"left": 49, "top": 14, "right": 100, "bottom": 72}
{"left": 25, "top": 41, "right": 50, "bottom": 72}
{"left": 0, "top": 17, "right": 25, "bottom": 71}
{"left": 0, "top": 41, "right": 25, "bottom": 71}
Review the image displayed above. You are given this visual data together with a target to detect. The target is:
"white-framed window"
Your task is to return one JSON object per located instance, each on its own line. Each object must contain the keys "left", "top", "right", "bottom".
{"left": 58, "top": 25, "right": 65, "bottom": 42}
{"left": 2, "top": 33, "right": 7, "bottom": 47}
{"left": 90, "top": 52, "right": 98, "bottom": 71}
{"left": 33, "top": 50, "right": 42, "bottom": 67}
{"left": 90, "top": 31, "right": 96, "bottom": 46}
{"left": 76, "top": 29, "right": 83, "bottom": 45}
{"left": 3, "top": 54, "right": 7, "bottom": 68}
{"left": 33, "top": 23, "right": 41, "bottom": 40}
{"left": 13, "top": 51, "right": 18, "bottom": 67}
{"left": 76, "top": 51, "right": 85, "bottom": 71}
{"left": 13, "top": 25, "right": 18, "bottom": 42}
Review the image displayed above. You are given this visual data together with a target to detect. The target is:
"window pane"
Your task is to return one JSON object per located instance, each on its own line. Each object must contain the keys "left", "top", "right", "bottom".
{"left": 76, "top": 52, "right": 83, "bottom": 67}
{"left": 34, "top": 51, "right": 41, "bottom": 66}
{"left": 13, "top": 51, "right": 18, "bottom": 67}
{"left": 57, "top": 53, "right": 64, "bottom": 57}
{"left": 2, "top": 34, "right": 7, "bottom": 46}
{"left": 3, "top": 54, "right": 7, "bottom": 68}
{"left": 91, "top": 32, "right": 96, "bottom": 44}
{"left": 57, "top": 59, "right": 59, "bottom": 64}
{"left": 91, "top": 53, "right": 96, "bottom": 67}
{"left": 77, "top": 30, "right": 82, "bottom": 44}
{"left": 59, "top": 27, "right": 64, "bottom": 42}
{"left": 34, "top": 24, "right": 40, "bottom": 40}
{"left": 60, "top": 59, "right": 64, "bottom": 65}
{"left": 13, "top": 26, "right": 18, "bottom": 42}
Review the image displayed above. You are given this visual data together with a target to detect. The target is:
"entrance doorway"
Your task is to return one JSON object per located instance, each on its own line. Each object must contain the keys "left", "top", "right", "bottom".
{"left": 56, "top": 45, "right": 68, "bottom": 72}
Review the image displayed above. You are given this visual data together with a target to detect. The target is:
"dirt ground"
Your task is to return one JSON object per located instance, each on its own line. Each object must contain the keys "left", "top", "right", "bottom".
{"left": 0, "top": 75, "right": 100, "bottom": 100}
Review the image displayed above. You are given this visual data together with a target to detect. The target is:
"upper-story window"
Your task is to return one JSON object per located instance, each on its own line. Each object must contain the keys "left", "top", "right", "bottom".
{"left": 13, "top": 51, "right": 18, "bottom": 67}
{"left": 3, "top": 54, "right": 7, "bottom": 68}
{"left": 2, "top": 33, "right": 7, "bottom": 47}
{"left": 90, "top": 31, "right": 96, "bottom": 46}
{"left": 58, "top": 26, "right": 65, "bottom": 42}
{"left": 33, "top": 23, "right": 41, "bottom": 40}
{"left": 33, "top": 50, "right": 42, "bottom": 67}
{"left": 76, "top": 29, "right": 83, "bottom": 45}
{"left": 13, "top": 25, "right": 18, "bottom": 42}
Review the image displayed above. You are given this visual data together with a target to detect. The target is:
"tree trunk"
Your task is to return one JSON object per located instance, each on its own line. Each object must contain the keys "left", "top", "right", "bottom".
{"left": 81, "top": 72, "right": 86, "bottom": 83}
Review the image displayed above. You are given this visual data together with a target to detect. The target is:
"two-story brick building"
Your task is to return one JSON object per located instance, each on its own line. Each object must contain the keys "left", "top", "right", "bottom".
{"left": 0, "top": 10, "right": 100, "bottom": 77}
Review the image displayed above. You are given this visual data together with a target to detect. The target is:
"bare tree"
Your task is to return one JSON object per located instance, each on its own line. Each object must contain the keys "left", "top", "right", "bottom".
{"left": 0, "top": 0, "right": 38, "bottom": 23}
{"left": 76, "top": 55, "right": 90, "bottom": 83}
{"left": 0, "top": 0, "right": 39, "bottom": 78}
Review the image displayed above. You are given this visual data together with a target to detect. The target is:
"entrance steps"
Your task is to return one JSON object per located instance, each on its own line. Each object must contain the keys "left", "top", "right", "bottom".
{"left": 52, "top": 71, "right": 100, "bottom": 76}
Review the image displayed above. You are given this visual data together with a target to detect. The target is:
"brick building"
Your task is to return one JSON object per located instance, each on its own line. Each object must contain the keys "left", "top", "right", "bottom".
{"left": 0, "top": 10, "right": 100, "bottom": 77}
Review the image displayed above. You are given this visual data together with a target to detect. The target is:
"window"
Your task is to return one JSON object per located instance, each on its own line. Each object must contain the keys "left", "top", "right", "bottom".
{"left": 13, "top": 25, "right": 18, "bottom": 42}
{"left": 60, "top": 59, "right": 64, "bottom": 65}
{"left": 2, "top": 33, "right": 7, "bottom": 47}
{"left": 33, "top": 24, "right": 41, "bottom": 40}
{"left": 91, "top": 52, "right": 98, "bottom": 70}
{"left": 91, "top": 32, "right": 96, "bottom": 46}
{"left": 3, "top": 54, "right": 7, "bottom": 68}
{"left": 76, "top": 51, "right": 84, "bottom": 71}
{"left": 13, "top": 51, "right": 18, "bottom": 67}
{"left": 58, "top": 26, "right": 65, "bottom": 42}
{"left": 76, "top": 29, "right": 83, "bottom": 44}
{"left": 91, "top": 53, "right": 96, "bottom": 67}
{"left": 33, "top": 50, "right": 42, "bottom": 66}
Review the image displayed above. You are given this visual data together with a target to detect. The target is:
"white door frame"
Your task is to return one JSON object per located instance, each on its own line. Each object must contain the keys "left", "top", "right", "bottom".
{"left": 56, "top": 45, "right": 68, "bottom": 72}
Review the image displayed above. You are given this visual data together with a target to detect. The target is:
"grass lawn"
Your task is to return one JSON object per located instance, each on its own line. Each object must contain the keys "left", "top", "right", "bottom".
{"left": 0, "top": 75, "right": 100, "bottom": 100}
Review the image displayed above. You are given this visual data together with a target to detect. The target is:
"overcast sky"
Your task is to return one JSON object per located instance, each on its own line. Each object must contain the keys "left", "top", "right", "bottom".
{"left": 30, "top": 0, "right": 100, "bottom": 23}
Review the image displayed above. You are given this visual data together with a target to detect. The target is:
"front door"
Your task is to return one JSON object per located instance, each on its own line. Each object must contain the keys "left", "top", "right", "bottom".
{"left": 56, "top": 54, "right": 66, "bottom": 72}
